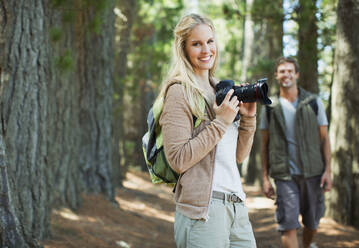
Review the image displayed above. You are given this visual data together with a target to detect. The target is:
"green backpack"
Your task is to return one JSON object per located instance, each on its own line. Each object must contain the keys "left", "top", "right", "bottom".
{"left": 142, "top": 87, "right": 203, "bottom": 186}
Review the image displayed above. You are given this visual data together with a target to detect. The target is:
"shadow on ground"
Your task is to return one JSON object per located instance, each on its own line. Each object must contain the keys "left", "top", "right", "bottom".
{"left": 42, "top": 169, "right": 359, "bottom": 248}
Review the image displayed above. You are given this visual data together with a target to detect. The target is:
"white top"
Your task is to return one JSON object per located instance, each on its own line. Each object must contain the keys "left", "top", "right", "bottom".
{"left": 212, "top": 121, "right": 246, "bottom": 201}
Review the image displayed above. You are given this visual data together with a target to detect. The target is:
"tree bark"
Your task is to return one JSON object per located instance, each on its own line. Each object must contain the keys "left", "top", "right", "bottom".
{"left": 0, "top": 0, "right": 51, "bottom": 244}
{"left": 327, "top": 0, "right": 359, "bottom": 228}
{"left": 297, "top": 0, "right": 319, "bottom": 93}
{"left": 0, "top": 0, "right": 116, "bottom": 243}
{"left": 46, "top": 5, "right": 82, "bottom": 210}
{"left": 75, "top": 1, "right": 115, "bottom": 201}
{"left": 0, "top": 134, "right": 28, "bottom": 248}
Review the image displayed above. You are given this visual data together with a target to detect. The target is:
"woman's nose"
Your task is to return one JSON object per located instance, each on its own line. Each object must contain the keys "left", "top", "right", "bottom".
{"left": 202, "top": 44, "right": 210, "bottom": 53}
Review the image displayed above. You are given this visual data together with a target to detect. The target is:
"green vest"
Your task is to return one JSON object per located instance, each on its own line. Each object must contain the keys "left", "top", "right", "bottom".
{"left": 267, "top": 87, "right": 324, "bottom": 180}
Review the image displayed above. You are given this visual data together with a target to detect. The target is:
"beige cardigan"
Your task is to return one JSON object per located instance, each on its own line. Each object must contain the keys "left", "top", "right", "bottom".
{"left": 159, "top": 83, "right": 256, "bottom": 220}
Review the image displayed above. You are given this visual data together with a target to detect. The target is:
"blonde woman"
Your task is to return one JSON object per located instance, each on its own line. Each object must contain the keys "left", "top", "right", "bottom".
{"left": 158, "top": 14, "right": 257, "bottom": 247}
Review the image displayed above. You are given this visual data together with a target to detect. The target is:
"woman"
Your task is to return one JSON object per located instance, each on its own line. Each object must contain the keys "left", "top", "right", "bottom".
{"left": 158, "top": 13, "right": 257, "bottom": 247}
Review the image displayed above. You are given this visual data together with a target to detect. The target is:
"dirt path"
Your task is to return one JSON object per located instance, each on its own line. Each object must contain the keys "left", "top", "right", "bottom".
{"left": 42, "top": 170, "right": 359, "bottom": 248}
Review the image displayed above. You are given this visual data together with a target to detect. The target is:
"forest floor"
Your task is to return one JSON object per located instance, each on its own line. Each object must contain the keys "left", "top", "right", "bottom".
{"left": 42, "top": 169, "right": 359, "bottom": 248}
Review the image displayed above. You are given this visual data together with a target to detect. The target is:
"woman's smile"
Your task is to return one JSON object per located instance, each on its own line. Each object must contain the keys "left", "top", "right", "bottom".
{"left": 185, "top": 24, "right": 217, "bottom": 75}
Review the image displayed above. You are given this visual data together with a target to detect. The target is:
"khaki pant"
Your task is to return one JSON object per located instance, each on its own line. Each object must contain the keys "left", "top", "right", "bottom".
{"left": 174, "top": 198, "right": 256, "bottom": 248}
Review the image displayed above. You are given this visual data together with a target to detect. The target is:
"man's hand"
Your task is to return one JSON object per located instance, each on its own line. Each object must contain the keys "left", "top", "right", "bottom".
{"left": 321, "top": 170, "right": 332, "bottom": 192}
{"left": 263, "top": 177, "right": 275, "bottom": 200}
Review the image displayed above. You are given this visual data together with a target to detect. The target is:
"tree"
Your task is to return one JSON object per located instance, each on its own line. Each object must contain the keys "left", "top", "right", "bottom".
{"left": 0, "top": 0, "right": 116, "bottom": 244}
{"left": 112, "top": 0, "right": 138, "bottom": 186}
{"left": 297, "top": 0, "right": 319, "bottom": 93}
{"left": 75, "top": 1, "right": 115, "bottom": 201}
{"left": 243, "top": 0, "right": 284, "bottom": 185}
{"left": 0, "top": 1, "right": 52, "bottom": 245}
{"left": 327, "top": 0, "right": 359, "bottom": 228}
{"left": 122, "top": 0, "right": 183, "bottom": 170}
{"left": 240, "top": 0, "right": 255, "bottom": 83}
{"left": 0, "top": 134, "right": 27, "bottom": 248}
{"left": 46, "top": 0, "right": 116, "bottom": 207}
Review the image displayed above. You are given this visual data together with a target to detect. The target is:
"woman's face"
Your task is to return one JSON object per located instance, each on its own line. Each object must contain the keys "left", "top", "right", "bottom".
{"left": 185, "top": 24, "right": 216, "bottom": 75}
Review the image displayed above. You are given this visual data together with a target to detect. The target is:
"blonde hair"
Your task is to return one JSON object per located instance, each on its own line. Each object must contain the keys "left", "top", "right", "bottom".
{"left": 156, "top": 13, "right": 219, "bottom": 120}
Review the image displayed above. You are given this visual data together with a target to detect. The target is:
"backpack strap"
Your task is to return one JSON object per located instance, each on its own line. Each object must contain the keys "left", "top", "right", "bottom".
{"left": 164, "top": 81, "right": 181, "bottom": 98}
{"left": 265, "top": 105, "right": 272, "bottom": 123}
{"left": 308, "top": 98, "right": 318, "bottom": 116}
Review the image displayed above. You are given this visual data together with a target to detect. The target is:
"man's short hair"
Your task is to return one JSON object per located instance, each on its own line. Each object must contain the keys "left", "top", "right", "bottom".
{"left": 275, "top": 57, "right": 299, "bottom": 73}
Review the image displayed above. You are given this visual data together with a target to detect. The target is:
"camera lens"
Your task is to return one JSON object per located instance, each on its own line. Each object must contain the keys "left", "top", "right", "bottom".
{"left": 215, "top": 78, "right": 272, "bottom": 106}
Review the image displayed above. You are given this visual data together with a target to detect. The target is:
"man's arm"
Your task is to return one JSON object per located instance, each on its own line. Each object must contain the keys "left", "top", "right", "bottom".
{"left": 261, "top": 129, "right": 275, "bottom": 199}
{"left": 319, "top": 125, "right": 332, "bottom": 192}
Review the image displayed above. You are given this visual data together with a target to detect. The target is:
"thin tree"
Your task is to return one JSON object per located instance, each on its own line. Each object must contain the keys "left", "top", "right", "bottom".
{"left": 112, "top": 0, "right": 138, "bottom": 186}
{"left": 244, "top": 0, "right": 283, "bottom": 185}
{"left": 297, "top": 0, "right": 319, "bottom": 93}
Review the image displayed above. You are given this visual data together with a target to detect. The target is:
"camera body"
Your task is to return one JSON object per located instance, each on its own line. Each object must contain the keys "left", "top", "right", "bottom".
{"left": 215, "top": 78, "right": 272, "bottom": 121}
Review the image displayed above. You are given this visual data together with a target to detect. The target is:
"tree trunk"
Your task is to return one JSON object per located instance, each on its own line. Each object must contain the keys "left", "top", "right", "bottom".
{"left": 297, "top": 0, "right": 319, "bottom": 93}
{"left": 327, "top": 0, "right": 359, "bottom": 228}
{"left": 0, "top": 0, "right": 51, "bottom": 244}
{"left": 244, "top": 0, "right": 283, "bottom": 185}
{"left": 46, "top": 5, "right": 83, "bottom": 210}
{"left": 0, "top": 0, "right": 116, "bottom": 243}
{"left": 46, "top": 0, "right": 116, "bottom": 207}
{"left": 76, "top": 1, "right": 115, "bottom": 201}
{"left": 0, "top": 134, "right": 28, "bottom": 248}
{"left": 240, "top": 0, "right": 255, "bottom": 83}
{"left": 112, "top": 0, "right": 137, "bottom": 187}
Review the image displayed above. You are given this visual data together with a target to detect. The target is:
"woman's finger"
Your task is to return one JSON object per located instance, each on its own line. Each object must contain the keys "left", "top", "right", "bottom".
{"left": 229, "top": 95, "right": 238, "bottom": 105}
{"left": 222, "top": 89, "right": 234, "bottom": 104}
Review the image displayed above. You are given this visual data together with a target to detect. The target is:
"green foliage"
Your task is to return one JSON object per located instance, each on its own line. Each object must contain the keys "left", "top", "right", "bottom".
{"left": 62, "top": 10, "right": 76, "bottom": 23}
{"left": 248, "top": 59, "right": 274, "bottom": 80}
{"left": 200, "top": 1, "right": 245, "bottom": 81}
{"left": 126, "top": 0, "right": 184, "bottom": 92}
{"left": 50, "top": 27, "right": 63, "bottom": 43}
{"left": 51, "top": 0, "right": 111, "bottom": 33}
{"left": 116, "top": 0, "right": 184, "bottom": 167}
{"left": 86, "top": 0, "right": 111, "bottom": 34}
{"left": 50, "top": 0, "right": 75, "bottom": 23}
{"left": 50, "top": 0, "right": 113, "bottom": 73}
{"left": 252, "top": 0, "right": 284, "bottom": 22}
{"left": 221, "top": 3, "right": 243, "bottom": 19}
{"left": 55, "top": 50, "right": 74, "bottom": 73}
{"left": 51, "top": 0, "right": 70, "bottom": 8}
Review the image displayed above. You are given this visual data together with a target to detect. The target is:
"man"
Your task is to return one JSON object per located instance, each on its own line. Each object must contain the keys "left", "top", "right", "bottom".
{"left": 260, "top": 57, "right": 332, "bottom": 248}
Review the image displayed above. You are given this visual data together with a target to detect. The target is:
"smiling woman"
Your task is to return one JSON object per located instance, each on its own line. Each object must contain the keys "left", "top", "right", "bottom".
{"left": 184, "top": 24, "right": 217, "bottom": 75}
{"left": 152, "top": 13, "right": 258, "bottom": 248}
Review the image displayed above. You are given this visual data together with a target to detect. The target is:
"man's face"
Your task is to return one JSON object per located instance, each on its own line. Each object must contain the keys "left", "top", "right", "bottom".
{"left": 275, "top": 62, "right": 299, "bottom": 88}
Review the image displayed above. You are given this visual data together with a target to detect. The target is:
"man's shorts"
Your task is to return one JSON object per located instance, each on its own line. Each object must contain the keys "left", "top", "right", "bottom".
{"left": 274, "top": 175, "right": 325, "bottom": 232}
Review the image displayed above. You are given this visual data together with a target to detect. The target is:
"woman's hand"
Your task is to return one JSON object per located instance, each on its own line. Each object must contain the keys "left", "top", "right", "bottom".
{"left": 262, "top": 177, "right": 275, "bottom": 200}
{"left": 238, "top": 83, "right": 256, "bottom": 117}
{"left": 213, "top": 89, "right": 239, "bottom": 126}
{"left": 239, "top": 101, "right": 256, "bottom": 117}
